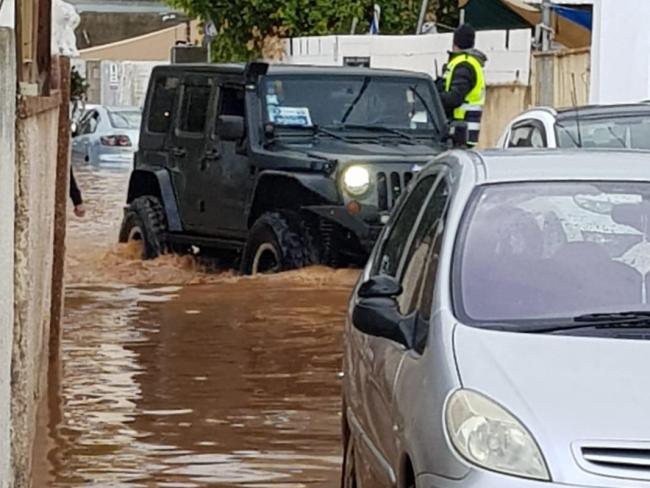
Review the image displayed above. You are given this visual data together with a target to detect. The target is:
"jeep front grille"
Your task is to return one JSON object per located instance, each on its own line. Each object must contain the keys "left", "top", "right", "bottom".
{"left": 377, "top": 171, "right": 413, "bottom": 211}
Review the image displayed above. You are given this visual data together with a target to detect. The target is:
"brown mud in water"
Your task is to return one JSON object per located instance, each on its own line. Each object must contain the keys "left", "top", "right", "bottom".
{"left": 34, "top": 166, "right": 360, "bottom": 486}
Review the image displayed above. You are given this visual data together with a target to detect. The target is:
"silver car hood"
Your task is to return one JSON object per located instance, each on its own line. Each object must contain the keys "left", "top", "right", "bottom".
{"left": 454, "top": 324, "right": 650, "bottom": 486}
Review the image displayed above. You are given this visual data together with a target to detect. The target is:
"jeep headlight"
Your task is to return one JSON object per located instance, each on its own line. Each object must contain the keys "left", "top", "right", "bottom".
{"left": 343, "top": 166, "right": 370, "bottom": 196}
{"left": 446, "top": 390, "right": 550, "bottom": 481}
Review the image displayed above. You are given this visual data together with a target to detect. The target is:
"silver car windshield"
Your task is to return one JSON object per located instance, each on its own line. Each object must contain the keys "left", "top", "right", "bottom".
{"left": 556, "top": 114, "right": 650, "bottom": 149}
{"left": 456, "top": 181, "right": 650, "bottom": 324}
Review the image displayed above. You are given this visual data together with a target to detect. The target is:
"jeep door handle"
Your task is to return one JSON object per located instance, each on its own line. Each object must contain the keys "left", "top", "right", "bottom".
{"left": 171, "top": 147, "right": 186, "bottom": 158}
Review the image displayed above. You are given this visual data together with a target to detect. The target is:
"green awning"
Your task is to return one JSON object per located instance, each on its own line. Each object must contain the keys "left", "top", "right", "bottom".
{"left": 463, "top": 0, "right": 530, "bottom": 30}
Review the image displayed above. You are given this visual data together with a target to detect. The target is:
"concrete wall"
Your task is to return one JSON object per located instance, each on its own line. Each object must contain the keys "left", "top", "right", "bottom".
{"left": 0, "top": 27, "right": 16, "bottom": 488}
{"left": 12, "top": 96, "right": 60, "bottom": 488}
{"left": 284, "top": 29, "right": 533, "bottom": 84}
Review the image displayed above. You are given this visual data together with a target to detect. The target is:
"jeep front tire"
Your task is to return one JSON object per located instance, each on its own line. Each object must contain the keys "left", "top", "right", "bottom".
{"left": 241, "top": 212, "right": 312, "bottom": 275}
{"left": 119, "top": 196, "right": 167, "bottom": 260}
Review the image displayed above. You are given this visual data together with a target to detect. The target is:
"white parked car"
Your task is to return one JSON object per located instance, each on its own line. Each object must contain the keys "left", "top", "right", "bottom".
{"left": 497, "top": 104, "right": 650, "bottom": 149}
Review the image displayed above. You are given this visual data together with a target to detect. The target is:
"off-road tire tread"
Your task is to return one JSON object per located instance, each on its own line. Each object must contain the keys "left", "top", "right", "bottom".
{"left": 242, "top": 211, "right": 312, "bottom": 274}
{"left": 119, "top": 196, "right": 167, "bottom": 259}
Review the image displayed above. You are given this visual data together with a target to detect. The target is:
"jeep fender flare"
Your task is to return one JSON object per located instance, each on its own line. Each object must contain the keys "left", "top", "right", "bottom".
{"left": 126, "top": 168, "right": 182, "bottom": 232}
{"left": 247, "top": 170, "right": 340, "bottom": 227}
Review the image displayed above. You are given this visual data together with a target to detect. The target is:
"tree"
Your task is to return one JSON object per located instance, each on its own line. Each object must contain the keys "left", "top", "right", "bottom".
{"left": 168, "top": 0, "right": 459, "bottom": 62}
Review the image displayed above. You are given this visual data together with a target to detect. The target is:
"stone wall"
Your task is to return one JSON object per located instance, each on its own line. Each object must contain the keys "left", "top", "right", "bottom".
{"left": 0, "top": 27, "right": 16, "bottom": 488}
{"left": 12, "top": 96, "right": 61, "bottom": 488}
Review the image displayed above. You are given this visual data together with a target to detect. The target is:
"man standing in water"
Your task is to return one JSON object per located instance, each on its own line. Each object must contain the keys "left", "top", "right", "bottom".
{"left": 437, "top": 23, "right": 487, "bottom": 147}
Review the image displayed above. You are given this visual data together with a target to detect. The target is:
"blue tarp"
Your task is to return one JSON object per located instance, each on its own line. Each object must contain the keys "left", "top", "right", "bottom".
{"left": 552, "top": 5, "right": 593, "bottom": 30}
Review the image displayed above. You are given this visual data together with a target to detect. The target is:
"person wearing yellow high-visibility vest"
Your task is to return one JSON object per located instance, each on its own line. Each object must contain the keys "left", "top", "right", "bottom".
{"left": 437, "top": 24, "right": 487, "bottom": 147}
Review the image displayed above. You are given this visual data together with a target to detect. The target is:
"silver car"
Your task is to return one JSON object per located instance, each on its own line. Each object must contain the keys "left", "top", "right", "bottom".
{"left": 71, "top": 105, "right": 141, "bottom": 166}
{"left": 342, "top": 149, "right": 650, "bottom": 488}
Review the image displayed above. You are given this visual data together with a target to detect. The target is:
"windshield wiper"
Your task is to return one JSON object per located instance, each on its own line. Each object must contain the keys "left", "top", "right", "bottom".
{"left": 409, "top": 84, "right": 440, "bottom": 137}
{"left": 606, "top": 126, "right": 627, "bottom": 148}
{"left": 555, "top": 122, "right": 583, "bottom": 148}
{"left": 264, "top": 124, "right": 356, "bottom": 146}
{"left": 338, "top": 123, "right": 418, "bottom": 144}
{"left": 341, "top": 77, "right": 371, "bottom": 124}
{"left": 523, "top": 311, "right": 650, "bottom": 333}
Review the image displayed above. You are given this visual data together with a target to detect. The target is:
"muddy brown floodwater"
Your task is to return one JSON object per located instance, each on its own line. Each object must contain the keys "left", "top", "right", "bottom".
{"left": 34, "top": 166, "right": 359, "bottom": 487}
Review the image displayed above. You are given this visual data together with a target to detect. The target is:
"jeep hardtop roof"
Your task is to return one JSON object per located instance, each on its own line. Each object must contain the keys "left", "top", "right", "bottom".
{"left": 151, "top": 62, "right": 434, "bottom": 81}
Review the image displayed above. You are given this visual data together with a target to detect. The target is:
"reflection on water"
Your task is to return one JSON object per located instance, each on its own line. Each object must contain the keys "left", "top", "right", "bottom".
{"left": 37, "top": 166, "right": 359, "bottom": 486}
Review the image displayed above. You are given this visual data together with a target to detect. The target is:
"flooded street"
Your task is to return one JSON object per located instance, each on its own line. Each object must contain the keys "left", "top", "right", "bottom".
{"left": 35, "top": 166, "right": 358, "bottom": 486}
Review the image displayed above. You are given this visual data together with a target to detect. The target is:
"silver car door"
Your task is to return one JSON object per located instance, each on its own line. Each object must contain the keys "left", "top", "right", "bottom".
{"left": 352, "top": 174, "right": 439, "bottom": 487}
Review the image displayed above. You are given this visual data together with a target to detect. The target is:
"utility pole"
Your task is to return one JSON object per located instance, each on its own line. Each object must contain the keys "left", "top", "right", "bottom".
{"left": 416, "top": 0, "right": 429, "bottom": 34}
{"left": 541, "top": 0, "right": 552, "bottom": 51}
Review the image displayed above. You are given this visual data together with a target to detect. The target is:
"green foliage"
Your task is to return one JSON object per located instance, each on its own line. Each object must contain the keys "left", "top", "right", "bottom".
{"left": 70, "top": 67, "right": 90, "bottom": 101}
{"left": 168, "top": 0, "right": 459, "bottom": 62}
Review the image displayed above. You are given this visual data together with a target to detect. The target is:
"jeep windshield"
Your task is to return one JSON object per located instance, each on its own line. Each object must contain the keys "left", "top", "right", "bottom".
{"left": 455, "top": 181, "right": 650, "bottom": 330}
{"left": 262, "top": 74, "right": 443, "bottom": 140}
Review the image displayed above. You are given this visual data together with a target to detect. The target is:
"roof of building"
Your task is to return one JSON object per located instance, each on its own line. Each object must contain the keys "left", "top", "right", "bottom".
{"left": 67, "top": 0, "right": 176, "bottom": 13}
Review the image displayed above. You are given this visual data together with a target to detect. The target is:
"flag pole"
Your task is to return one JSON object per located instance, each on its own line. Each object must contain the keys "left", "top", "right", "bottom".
{"left": 416, "top": 0, "right": 429, "bottom": 34}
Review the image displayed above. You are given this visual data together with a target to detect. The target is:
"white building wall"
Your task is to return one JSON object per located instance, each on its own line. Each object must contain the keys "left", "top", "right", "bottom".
{"left": 590, "top": 0, "right": 650, "bottom": 103}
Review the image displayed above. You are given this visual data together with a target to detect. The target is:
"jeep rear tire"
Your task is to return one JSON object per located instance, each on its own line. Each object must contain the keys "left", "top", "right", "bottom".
{"left": 119, "top": 196, "right": 167, "bottom": 260}
{"left": 241, "top": 212, "right": 312, "bottom": 275}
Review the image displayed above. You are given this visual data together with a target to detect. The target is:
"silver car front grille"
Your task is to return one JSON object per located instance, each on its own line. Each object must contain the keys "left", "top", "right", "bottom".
{"left": 583, "top": 447, "right": 650, "bottom": 469}
{"left": 577, "top": 444, "right": 650, "bottom": 480}
{"left": 376, "top": 171, "right": 413, "bottom": 211}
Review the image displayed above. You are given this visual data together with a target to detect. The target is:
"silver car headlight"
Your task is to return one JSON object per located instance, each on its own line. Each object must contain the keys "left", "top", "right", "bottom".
{"left": 445, "top": 389, "right": 550, "bottom": 481}
{"left": 342, "top": 166, "right": 370, "bottom": 196}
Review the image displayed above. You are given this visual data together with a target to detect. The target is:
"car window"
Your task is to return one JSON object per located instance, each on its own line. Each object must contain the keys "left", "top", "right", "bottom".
{"left": 179, "top": 81, "right": 213, "bottom": 133}
{"left": 262, "top": 75, "right": 443, "bottom": 135}
{"left": 108, "top": 110, "right": 141, "bottom": 129}
{"left": 455, "top": 181, "right": 650, "bottom": 326}
{"left": 398, "top": 179, "right": 450, "bottom": 317}
{"left": 375, "top": 175, "right": 437, "bottom": 277}
{"left": 219, "top": 86, "right": 245, "bottom": 118}
{"left": 508, "top": 121, "right": 546, "bottom": 148}
{"left": 148, "top": 75, "right": 180, "bottom": 134}
{"left": 80, "top": 111, "right": 99, "bottom": 135}
{"left": 555, "top": 114, "right": 650, "bottom": 149}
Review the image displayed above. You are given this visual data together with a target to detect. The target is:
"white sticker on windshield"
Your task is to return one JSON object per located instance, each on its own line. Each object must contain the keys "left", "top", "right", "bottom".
{"left": 269, "top": 106, "right": 313, "bottom": 127}
{"left": 266, "top": 94, "right": 279, "bottom": 105}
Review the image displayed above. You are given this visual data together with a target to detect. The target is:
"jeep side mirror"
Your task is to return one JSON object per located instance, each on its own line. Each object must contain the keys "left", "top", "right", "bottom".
{"left": 71, "top": 122, "right": 78, "bottom": 137}
{"left": 217, "top": 115, "right": 245, "bottom": 141}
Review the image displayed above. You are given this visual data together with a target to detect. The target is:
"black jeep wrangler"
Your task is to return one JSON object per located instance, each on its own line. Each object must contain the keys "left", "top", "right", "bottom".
{"left": 119, "top": 62, "right": 449, "bottom": 273}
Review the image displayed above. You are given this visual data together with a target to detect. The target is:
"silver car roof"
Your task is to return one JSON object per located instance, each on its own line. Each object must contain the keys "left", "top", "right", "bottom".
{"left": 458, "top": 149, "right": 650, "bottom": 185}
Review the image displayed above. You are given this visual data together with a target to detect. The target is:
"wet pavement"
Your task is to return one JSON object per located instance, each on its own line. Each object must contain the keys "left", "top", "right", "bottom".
{"left": 34, "top": 165, "right": 359, "bottom": 487}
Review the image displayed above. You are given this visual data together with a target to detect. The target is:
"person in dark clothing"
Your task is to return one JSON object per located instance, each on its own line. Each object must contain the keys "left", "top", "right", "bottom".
{"left": 437, "top": 23, "right": 487, "bottom": 146}
{"left": 69, "top": 167, "right": 86, "bottom": 217}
